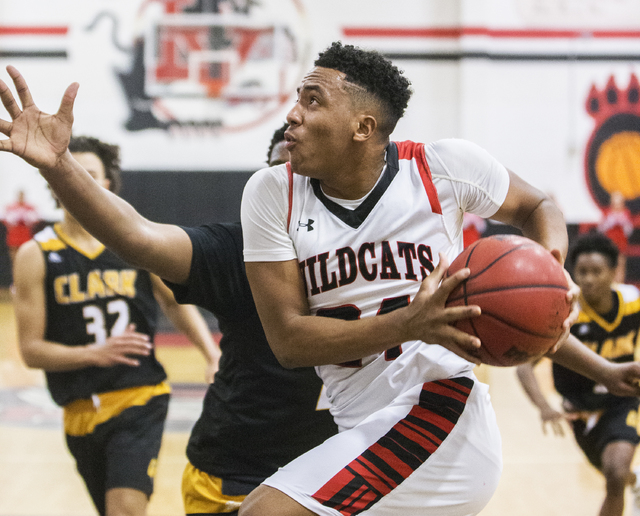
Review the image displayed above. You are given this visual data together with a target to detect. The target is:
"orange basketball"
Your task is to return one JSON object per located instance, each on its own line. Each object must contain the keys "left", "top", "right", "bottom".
{"left": 445, "top": 235, "right": 570, "bottom": 367}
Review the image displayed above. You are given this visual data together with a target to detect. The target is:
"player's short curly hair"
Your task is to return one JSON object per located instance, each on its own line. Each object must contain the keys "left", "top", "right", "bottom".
{"left": 314, "top": 41, "right": 412, "bottom": 137}
{"left": 568, "top": 232, "right": 619, "bottom": 270}
{"left": 68, "top": 136, "right": 122, "bottom": 194}
{"left": 267, "top": 122, "right": 288, "bottom": 164}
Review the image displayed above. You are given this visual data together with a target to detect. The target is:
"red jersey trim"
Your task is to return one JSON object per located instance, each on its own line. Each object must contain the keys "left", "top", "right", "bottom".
{"left": 395, "top": 141, "right": 442, "bottom": 215}
{"left": 286, "top": 162, "right": 294, "bottom": 232}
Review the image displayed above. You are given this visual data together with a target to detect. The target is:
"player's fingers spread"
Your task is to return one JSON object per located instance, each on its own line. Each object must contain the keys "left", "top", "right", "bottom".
{"left": 115, "top": 356, "right": 141, "bottom": 367}
{"left": 566, "top": 280, "right": 580, "bottom": 300}
{"left": 0, "top": 78, "right": 13, "bottom": 104}
{"left": 110, "top": 334, "right": 151, "bottom": 351}
{"left": 417, "top": 254, "right": 448, "bottom": 296}
{"left": 449, "top": 344, "right": 481, "bottom": 365}
{"left": 0, "top": 118, "right": 11, "bottom": 136}
{"left": 431, "top": 253, "right": 449, "bottom": 283}
{"left": 418, "top": 259, "right": 447, "bottom": 292}
{"left": 122, "top": 323, "right": 142, "bottom": 336}
{"left": 6, "top": 65, "right": 35, "bottom": 109}
{"left": 563, "top": 306, "right": 579, "bottom": 330}
{"left": 125, "top": 338, "right": 152, "bottom": 351}
{"left": 133, "top": 346, "right": 151, "bottom": 356}
{"left": 0, "top": 81, "right": 21, "bottom": 119}
{"left": 438, "top": 267, "right": 470, "bottom": 298}
{"left": 446, "top": 325, "right": 481, "bottom": 351}
{"left": 0, "top": 138, "right": 13, "bottom": 153}
{"left": 443, "top": 304, "right": 481, "bottom": 323}
{"left": 118, "top": 342, "right": 151, "bottom": 356}
{"left": 57, "top": 83, "right": 78, "bottom": 122}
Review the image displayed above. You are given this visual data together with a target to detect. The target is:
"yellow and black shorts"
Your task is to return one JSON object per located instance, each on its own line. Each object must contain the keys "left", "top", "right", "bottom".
{"left": 64, "top": 382, "right": 171, "bottom": 515}
{"left": 570, "top": 397, "right": 640, "bottom": 469}
{"left": 182, "top": 462, "right": 258, "bottom": 516}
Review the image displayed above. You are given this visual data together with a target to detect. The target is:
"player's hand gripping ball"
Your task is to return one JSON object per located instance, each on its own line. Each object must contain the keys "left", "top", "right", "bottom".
{"left": 445, "top": 235, "right": 571, "bottom": 366}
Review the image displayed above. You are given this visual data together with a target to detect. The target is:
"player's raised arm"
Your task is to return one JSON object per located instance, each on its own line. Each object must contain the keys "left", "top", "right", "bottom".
{"left": 0, "top": 66, "right": 192, "bottom": 284}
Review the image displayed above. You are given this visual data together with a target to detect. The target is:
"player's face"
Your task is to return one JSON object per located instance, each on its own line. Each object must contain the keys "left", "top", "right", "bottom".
{"left": 573, "top": 252, "right": 616, "bottom": 307}
{"left": 72, "top": 152, "right": 110, "bottom": 190}
{"left": 285, "top": 67, "right": 358, "bottom": 179}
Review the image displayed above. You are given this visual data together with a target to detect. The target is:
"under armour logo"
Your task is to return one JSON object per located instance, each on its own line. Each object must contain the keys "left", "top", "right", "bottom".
{"left": 297, "top": 219, "right": 315, "bottom": 232}
{"left": 48, "top": 252, "right": 62, "bottom": 263}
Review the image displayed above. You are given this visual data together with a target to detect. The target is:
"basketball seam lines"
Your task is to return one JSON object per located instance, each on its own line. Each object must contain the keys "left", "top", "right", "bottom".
{"left": 456, "top": 240, "right": 565, "bottom": 361}
{"left": 446, "top": 283, "right": 569, "bottom": 303}
{"left": 475, "top": 311, "right": 562, "bottom": 339}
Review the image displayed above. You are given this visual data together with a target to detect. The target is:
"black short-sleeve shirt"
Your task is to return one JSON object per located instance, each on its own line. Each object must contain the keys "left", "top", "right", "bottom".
{"left": 164, "top": 222, "right": 337, "bottom": 483}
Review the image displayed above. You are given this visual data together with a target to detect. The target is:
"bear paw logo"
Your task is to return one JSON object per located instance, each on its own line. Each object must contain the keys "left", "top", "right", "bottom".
{"left": 585, "top": 74, "right": 640, "bottom": 214}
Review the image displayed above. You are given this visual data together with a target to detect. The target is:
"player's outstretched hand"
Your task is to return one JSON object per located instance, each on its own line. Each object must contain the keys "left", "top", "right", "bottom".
{"left": 539, "top": 406, "right": 571, "bottom": 437}
{"left": 403, "top": 253, "right": 482, "bottom": 364}
{"left": 599, "top": 361, "right": 640, "bottom": 397}
{"left": 0, "top": 65, "right": 78, "bottom": 170}
{"left": 87, "top": 324, "right": 152, "bottom": 367}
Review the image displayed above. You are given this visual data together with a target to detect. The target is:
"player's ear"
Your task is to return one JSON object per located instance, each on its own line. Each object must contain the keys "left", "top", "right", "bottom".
{"left": 353, "top": 114, "right": 377, "bottom": 142}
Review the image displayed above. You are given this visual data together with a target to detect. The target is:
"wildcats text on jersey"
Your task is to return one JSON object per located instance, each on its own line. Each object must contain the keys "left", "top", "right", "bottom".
{"left": 299, "top": 240, "right": 435, "bottom": 296}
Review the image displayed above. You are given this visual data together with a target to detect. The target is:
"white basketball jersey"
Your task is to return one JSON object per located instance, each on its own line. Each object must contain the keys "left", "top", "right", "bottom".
{"left": 242, "top": 138, "right": 510, "bottom": 429}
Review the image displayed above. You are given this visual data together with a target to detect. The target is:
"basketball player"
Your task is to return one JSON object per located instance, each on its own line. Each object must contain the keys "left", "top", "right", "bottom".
{"left": 2, "top": 54, "right": 640, "bottom": 516}
{"left": 11, "top": 136, "right": 219, "bottom": 516}
{"left": 517, "top": 233, "right": 640, "bottom": 516}
{"left": 236, "top": 42, "right": 640, "bottom": 516}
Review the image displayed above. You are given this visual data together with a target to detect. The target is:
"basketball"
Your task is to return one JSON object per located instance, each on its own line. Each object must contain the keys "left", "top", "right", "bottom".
{"left": 445, "top": 235, "right": 571, "bottom": 367}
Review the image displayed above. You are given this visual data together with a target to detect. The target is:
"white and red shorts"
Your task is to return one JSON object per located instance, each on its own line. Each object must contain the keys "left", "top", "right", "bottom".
{"left": 263, "top": 376, "right": 502, "bottom": 516}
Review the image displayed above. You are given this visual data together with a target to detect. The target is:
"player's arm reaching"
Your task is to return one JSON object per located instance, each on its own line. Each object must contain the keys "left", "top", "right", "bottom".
{"left": 547, "top": 333, "right": 640, "bottom": 397}
{"left": 149, "top": 274, "right": 220, "bottom": 383}
{"left": 13, "top": 239, "right": 152, "bottom": 371}
{"left": 0, "top": 66, "right": 192, "bottom": 285}
{"left": 516, "top": 361, "right": 568, "bottom": 436}
{"left": 245, "top": 253, "right": 482, "bottom": 367}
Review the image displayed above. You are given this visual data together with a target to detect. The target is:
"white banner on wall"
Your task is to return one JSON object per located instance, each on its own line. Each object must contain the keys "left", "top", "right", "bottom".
{"left": 0, "top": 0, "right": 639, "bottom": 223}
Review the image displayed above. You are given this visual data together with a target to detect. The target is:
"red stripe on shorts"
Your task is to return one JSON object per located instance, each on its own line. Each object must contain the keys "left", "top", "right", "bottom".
{"left": 312, "top": 376, "right": 474, "bottom": 515}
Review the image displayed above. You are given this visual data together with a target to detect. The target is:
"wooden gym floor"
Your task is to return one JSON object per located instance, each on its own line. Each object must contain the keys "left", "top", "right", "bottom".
{"left": 0, "top": 288, "right": 635, "bottom": 515}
